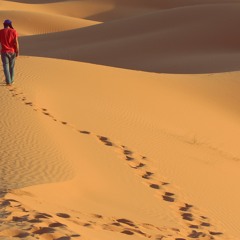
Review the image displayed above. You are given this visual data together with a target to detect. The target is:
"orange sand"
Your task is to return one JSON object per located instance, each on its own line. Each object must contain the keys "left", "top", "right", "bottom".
{"left": 0, "top": 1, "right": 240, "bottom": 239}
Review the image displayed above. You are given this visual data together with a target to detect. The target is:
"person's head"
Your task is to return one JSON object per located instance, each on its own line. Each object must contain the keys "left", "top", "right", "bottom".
{"left": 3, "top": 19, "right": 13, "bottom": 29}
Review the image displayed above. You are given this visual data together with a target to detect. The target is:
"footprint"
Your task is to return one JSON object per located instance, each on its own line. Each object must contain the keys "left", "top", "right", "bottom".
{"left": 165, "top": 192, "right": 174, "bottom": 196}
{"left": 49, "top": 222, "right": 66, "bottom": 228}
{"left": 25, "top": 102, "right": 33, "bottom": 106}
{"left": 187, "top": 230, "right": 205, "bottom": 238}
{"left": 209, "top": 231, "right": 223, "bottom": 236}
{"left": 150, "top": 184, "right": 160, "bottom": 190}
{"left": 35, "top": 213, "right": 52, "bottom": 218}
{"left": 132, "top": 163, "right": 145, "bottom": 169}
{"left": 162, "top": 192, "right": 175, "bottom": 202}
{"left": 71, "top": 234, "right": 81, "bottom": 238}
{"left": 14, "top": 232, "right": 30, "bottom": 238}
{"left": 142, "top": 171, "right": 153, "bottom": 179}
{"left": 0, "top": 200, "right": 11, "bottom": 208}
{"left": 98, "top": 136, "right": 108, "bottom": 141}
{"left": 126, "top": 156, "right": 134, "bottom": 161}
{"left": 179, "top": 203, "right": 193, "bottom": 212}
{"left": 92, "top": 214, "right": 103, "bottom": 219}
{"left": 33, "top": 227, "right": 55, "bottom": 234}
{"left": 43, "top": 112, "right": 50, "bottom": 116}
{"left": 112, "top": 222, "right": 121, "bottom": 226}
{"left": 201, "top": 222, "right": 211, "bottom": 227}
{"left": 189, "top": 225, "right": 199, "bottom": 229}
{"left": 12, "top": 215, "right": 29, "bottom": 222}
{"left": 97, "top": 136, "right": 113, "bottom": 146}
{"left": 56, "top": 213, "right": 70, "bottom": 218}
{"left": 123, "top": 150, "right": 133, "bottom": 155}
{"left": 116, "top": 219, "right": 136, "bottom": 227}
{"left": 162, "top": 196, "right": 175, "bottom": 202}
{"left": 28, "top": 218, "right": 42, "bottom": 223}
{"left": 82, "top": 223, "right": 92, "bottom": 228}
{"left": 104, "top": 142, "right": 113, "bottom": 146}
{"left": 121, "top": 230, "right": 134, "bottom": 235}
{"left": 79, "top": 130, "right": 90, "bottom": 134}
{"left": 0, "top": 211, "right": 11, "bottom": 218}
{"left": 181, "top": 213, "right": 194, "bottom": 221}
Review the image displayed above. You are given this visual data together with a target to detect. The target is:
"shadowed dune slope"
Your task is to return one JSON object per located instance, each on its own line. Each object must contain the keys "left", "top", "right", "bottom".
{"left": 21, "top": 3, "right": 240, "bottom": 73}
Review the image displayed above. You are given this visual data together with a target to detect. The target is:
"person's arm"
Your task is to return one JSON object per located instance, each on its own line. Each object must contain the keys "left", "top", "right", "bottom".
{"left": 15, "top": 38, "right": 19, "bottom": 57}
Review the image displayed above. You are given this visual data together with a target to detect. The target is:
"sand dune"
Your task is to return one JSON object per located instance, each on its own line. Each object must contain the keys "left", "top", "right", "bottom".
{"left": 0, "top": 57, "right": 239, "bottom": 239}
{"left": 1, "top": 0, "right": 240, "bottom": 239}
{"left": 0, "top": 10, "right": 99, "bottom": 36}
{"left": 0, "top": 1, "right": 101, "bottom": 36}
{"left": 3, "top": 0, "right": 158, "bottom": 22}
{"left": 21, "top": 3, "right": 240, "bottom": 73}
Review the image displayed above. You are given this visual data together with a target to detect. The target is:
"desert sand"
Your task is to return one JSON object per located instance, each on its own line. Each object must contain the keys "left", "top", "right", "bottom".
{"left": 0, "top": 0, "right": 240, "bottom": 239}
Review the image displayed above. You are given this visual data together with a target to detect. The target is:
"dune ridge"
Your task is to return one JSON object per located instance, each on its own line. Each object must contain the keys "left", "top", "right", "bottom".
{"left": 0, "top": 10, "right": 100, "bottom": 36}
{"left": 20, "top": 3, "right": 240, "bottom": 73}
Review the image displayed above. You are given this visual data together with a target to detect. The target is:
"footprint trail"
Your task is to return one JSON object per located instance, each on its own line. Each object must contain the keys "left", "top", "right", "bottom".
{"left": 4, "top": 86, "right": 234, "bottom": 239}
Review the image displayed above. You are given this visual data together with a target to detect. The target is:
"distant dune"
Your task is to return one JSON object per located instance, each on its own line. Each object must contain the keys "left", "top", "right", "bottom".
{"left": 21, "top": 2, "right": 240, "bottom": 73}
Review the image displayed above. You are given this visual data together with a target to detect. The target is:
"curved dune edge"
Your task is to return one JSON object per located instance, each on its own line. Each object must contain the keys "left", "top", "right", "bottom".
{"left": 0, "top": 10, "right": 100, "bottom": 36}
{"left": 3, "top": 0, "right": 240, "bottom": 73}
{"left": 20, "top": 3, "right": 240, "bottom": 73}
{"left": 0, "top": 56, "right": 239, "bottom": 239}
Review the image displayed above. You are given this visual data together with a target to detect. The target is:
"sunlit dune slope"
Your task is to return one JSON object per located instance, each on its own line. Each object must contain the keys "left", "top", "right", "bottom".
{"left": 0, "top": 0, "right": 101, "bottom": 36}
{"left": 21, "top": 3, "right": 240, "bottom": 73}
{"left": 0, "top": 10, "right": 100, "bottom": 36}
{"left": 2, "top": 0, "right": 160, "bottom": 22}
{"left": 1, "top": 56, "right": 238, "bottom": 239}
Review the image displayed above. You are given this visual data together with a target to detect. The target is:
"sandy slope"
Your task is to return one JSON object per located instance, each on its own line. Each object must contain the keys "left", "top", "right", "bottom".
{"left": 0, "top": 57, "right": 239, "bottom": 239}
{"left": 0, "top": 10, "right": 100, "bottom": 36}
{"left": 0, "top": 1, "right": 100, "bottom": 36}
{"left": 0, "top": 0, "right": 240, "bottom": 239}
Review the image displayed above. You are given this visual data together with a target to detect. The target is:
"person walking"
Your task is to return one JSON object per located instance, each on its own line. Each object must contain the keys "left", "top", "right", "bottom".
{"left": 0, "top": 19, "right": 19, "bottom": 86}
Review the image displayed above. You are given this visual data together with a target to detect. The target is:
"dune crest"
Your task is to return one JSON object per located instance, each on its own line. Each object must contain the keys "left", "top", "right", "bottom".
{"left": 20, "top": 3, "right": 240, "bottom": 73}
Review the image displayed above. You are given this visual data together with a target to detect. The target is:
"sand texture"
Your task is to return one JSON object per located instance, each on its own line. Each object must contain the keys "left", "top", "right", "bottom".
{"left": 0, "top": 0, "right": 240, "bottom": 240}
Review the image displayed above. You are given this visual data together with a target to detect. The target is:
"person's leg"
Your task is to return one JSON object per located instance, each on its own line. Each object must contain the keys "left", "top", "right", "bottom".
{"left": 9, "top": 53, "right": 16, "bottom": 84}
{"left": 1, "top": 53, "right": 11, "bottom": 85}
